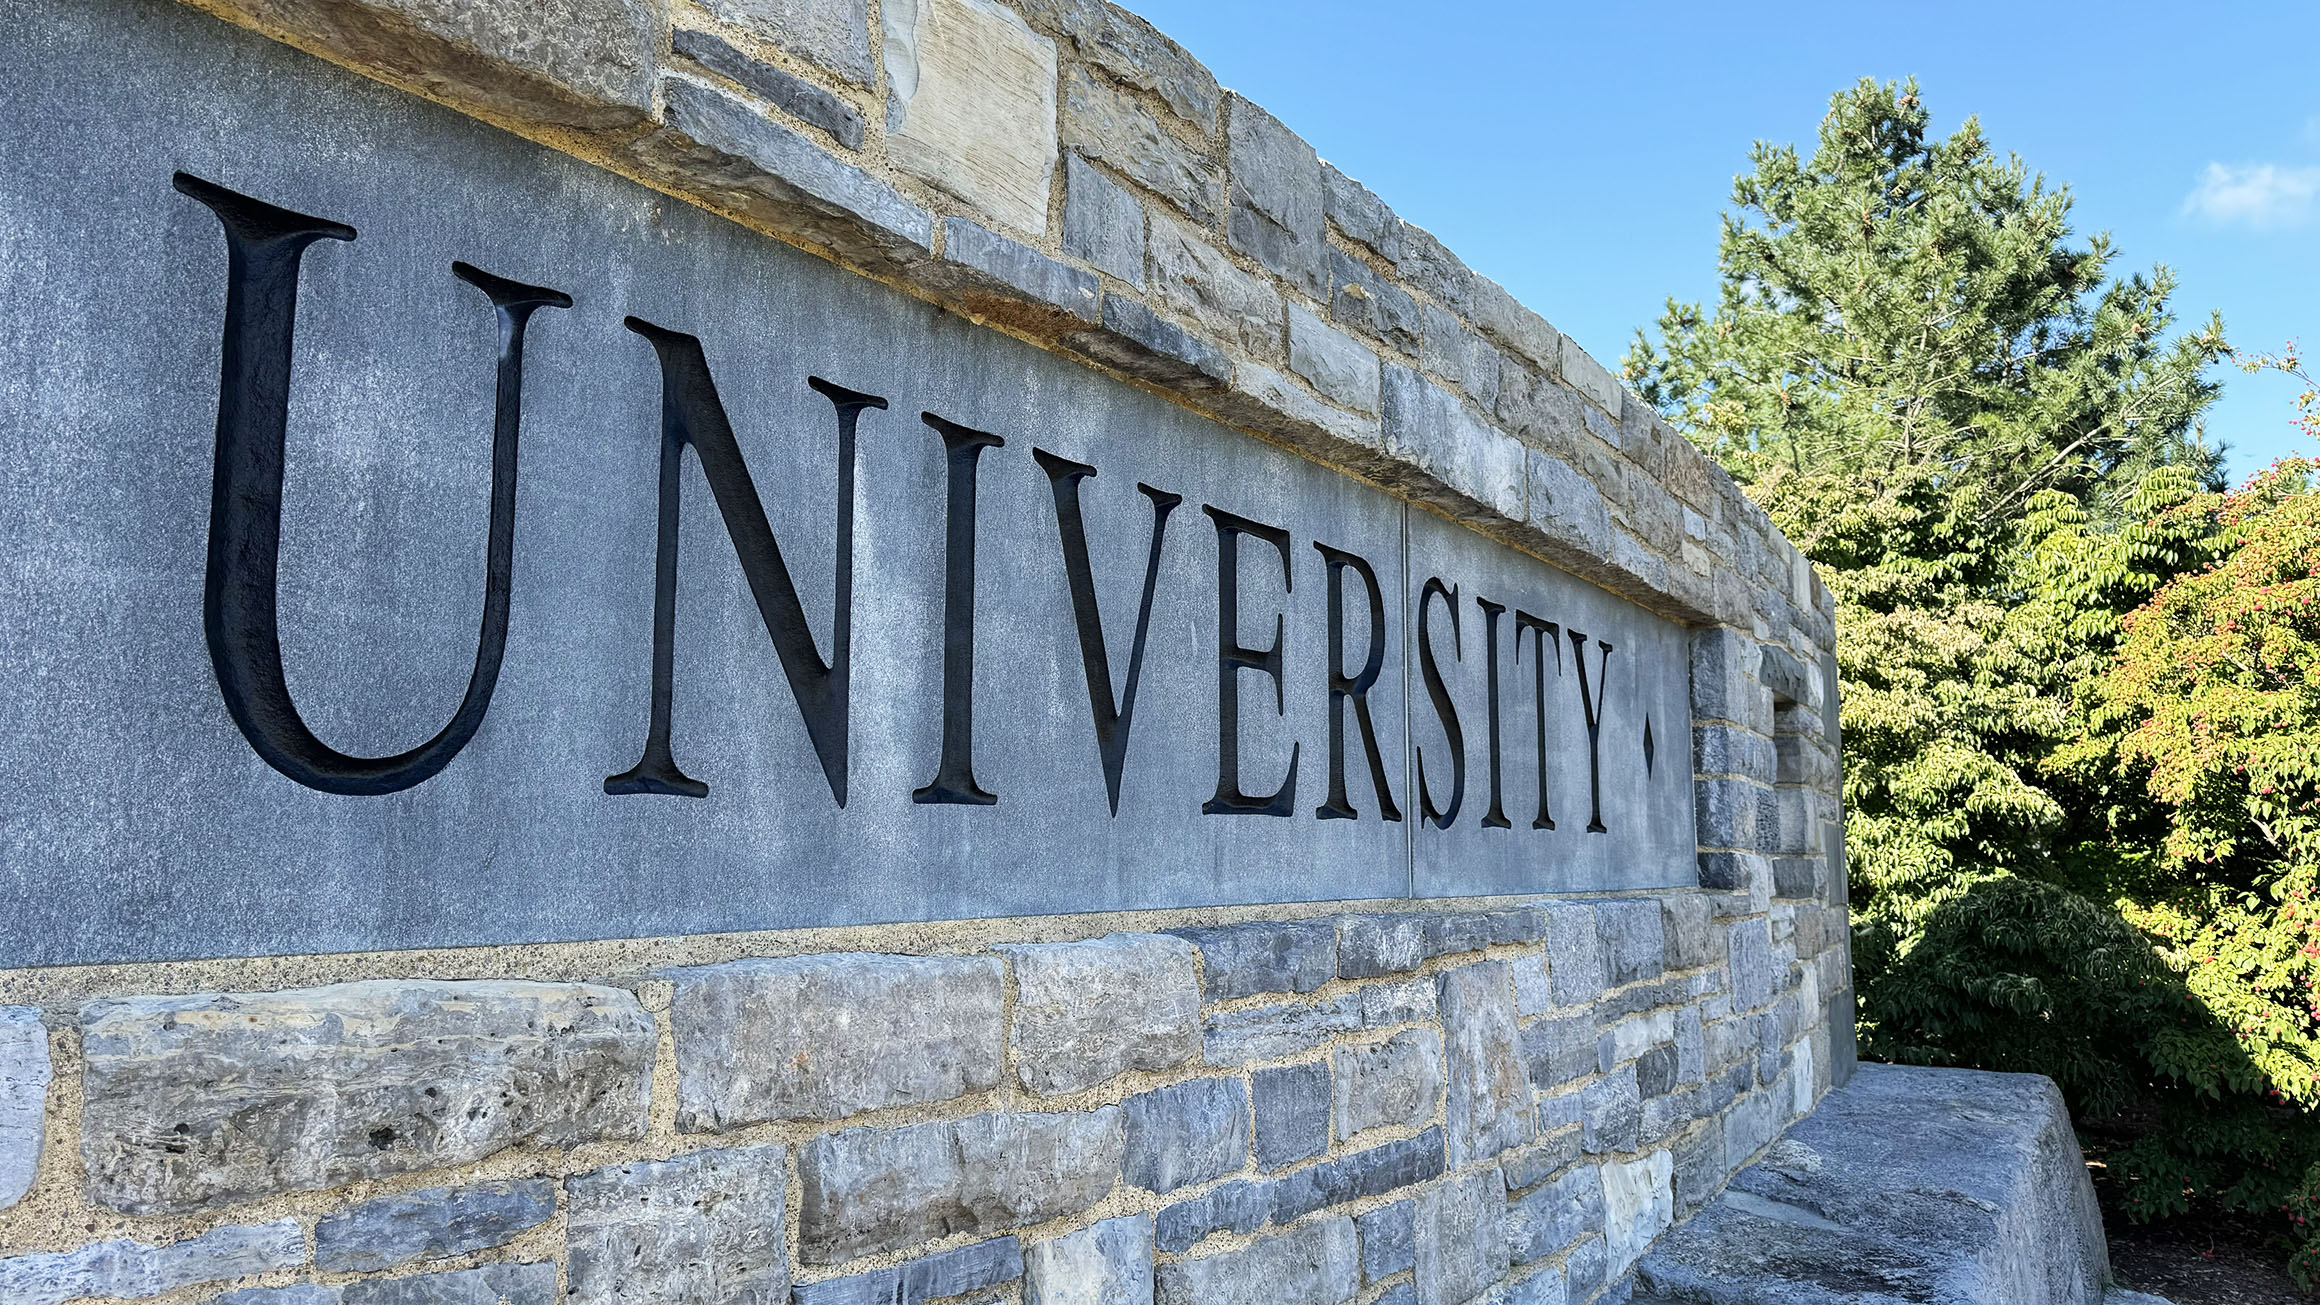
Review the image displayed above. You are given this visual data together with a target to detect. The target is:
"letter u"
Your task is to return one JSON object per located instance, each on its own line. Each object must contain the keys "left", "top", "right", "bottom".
{"left": 175, "top": 172, "right": 571, "bottom": 795}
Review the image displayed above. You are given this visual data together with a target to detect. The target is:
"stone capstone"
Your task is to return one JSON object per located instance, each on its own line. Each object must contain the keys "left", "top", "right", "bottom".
{"left": 934, "top": 217, "right": 1102, "bottom": 325}
{"left": 1251, "top": 1060, "right": 1331, "bottom": 1169}
{"left": 671, "top": 27, "right": 866, "bottom": 150}
{"left": 669, "top": 953, "right": 1004, "bottom": 1131}
{"left": 1438, "top": 961, "right": 1533, "bottom": 1166}
{"left": 314, "top": 1178, "right": 557, "bottom": 1273}
{"left": 0, "top": 1219, "right": 303, "bottom": 1305}
{"left": 1382, "top": 365, "right": 1525, "bottom": 524}
{"left": 1639, "top": 1063, "right": 2110, "bottom": 1304}
{"left": 700, "top": 0, "right": 874, "bottom": 84}
{"left": 1333, "top": 1029, "right": 1442, "bottom": 1140}
{"left": 1004, "top": 933, "right": 1201, "bottom": 1095}
{"left": 0, "top": 1006, "right": 48, "bottom": 1211}
{"left": 1012, "top": 0, "right": 1220, "bottom": 129}
{"left": 565, "top": 1144, "right": 789, "bottom": 1304}
{"left": 1024, "top": 1214, "right": 1155, "bottom": 1305}
{"left": 1224, "top": 95, "right": 1327, "bottom": 298}
{"left": 79, "top": 980, "right": 654, "bottom": 1213}
{"left": 1123, "top": 1076, "right": 1251, "bottom": 1194}
{"left": 882, "top": 0, "right": 1058, "bottom": 235}
{"left": 1155, "top": 1216, "right": 1358, "bottom": 1305}
{"left": 797, "top": 1109, "right": 1123, "bottom": 1262}
{"left": 1062, "top": 153, "right": 1145, "bottom": 286}
{"left": 1066, "top": 295, "right": 1233, "bottom": 390}
{"left": 1415, "top": 1168, "right": 1510, "bottom": 1305}
{"left": 793, "top": 1236, "right": 1021, "bottom": 1305}
{"left": 1060, "top": 64, "right": 1221, "bottom": 225}
{"left": 1171, "top": 920, "right": 1337, "bottom": 1000}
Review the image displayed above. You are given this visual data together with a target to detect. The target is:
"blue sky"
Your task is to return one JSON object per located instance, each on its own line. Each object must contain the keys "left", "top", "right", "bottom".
{"left": 1130, "top": 0, "right": 2320, "bottom": 482}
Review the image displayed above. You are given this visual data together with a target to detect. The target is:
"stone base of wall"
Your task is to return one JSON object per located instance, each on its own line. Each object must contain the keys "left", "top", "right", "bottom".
{"left": 0, "top": 887, "right": 1845, "bottom": 1304}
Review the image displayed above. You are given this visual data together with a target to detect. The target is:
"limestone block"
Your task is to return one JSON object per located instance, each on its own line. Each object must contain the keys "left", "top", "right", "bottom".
{"left": 1322, "top": 164, "right": 1397, "bottom": 258}
{"left": 1354, "top": 1199, "right": 1414, "bottom": 1283}
{"left": 1004, "top": 933, "right": 1201, "bottom": 1095}
{"left": 1065, "top": 296, "right": 1233, "bottom": 390}
{"left": 1203, "top": 993, "right": 1361, "bottom": 1066}
{"left": 1335, "top": 914, "right": 1429, "bottom": 979}
{"left": 1501, "top": 1131, "right": 1583, "bottom": 1195}
{"left": 1561, "top": 337, "right": 1624, "bottom": 416}
{"left": 672, "top": 28, "right": 866, "bottom": 149}
{"left": 1589, "top": 900, "right": 1668, "bottom": 988}
{"left": 635, "top": 81, "right": 933, "bottom": 272}
{"left": 0, "top": 1219, "right": 303, "bottom": 1305}
{"left": 565, "top": 1144, "right": 789, "bottom": 1304}
{"left": 1155, "top": 1216, "right": 1357, "bottom": 1305}
{"left": 1661, "top": 894, "right": 1716, "bottom": 973}
{"left": 794, "top": 1237, "right": 1021, "bottom": 1304}
{"left": 1525, "top": 452, "right": 1613, "bottom": 566}
{"left": 668, "top": 953, "right": 1003, "bottom": 1132}
{"left": 1728, "top": 917, "right": 1779, "bottom": 1011}
{"left": 1269, "top": 1127, "right": 1445, "bottom": 1223}
{"left": 1123, "top": 1076, "right": 1251, "bottom": 1194}
{"left": 0, "top": 1007, "right": 48, "bottom": 1211}
{"left": 1063, "top": 154, "right": 1146, "bottom": 285}
{"left": 1328, "top": 247, "right": 1423, "bottom": 355}
{"left": 1564, "top": 1235, "right": 1609, "bottom": 1301}
{"left": 1216, "top": 362, "right": 1384, "bottom": 459}
{"left": 797, "top": 1109, "right": 1123, "bottom": 1262}
{"left": 1582, "top": 1065, "right": 1641, "bottom": 1155}
{"left": 1061, "top": 66, "right": 1222, "bottom": 224}
{"left": 1695, "top": 776, "right": 1763, "bottom": 852}
{"left": 1225, "top": 96, "right": 1327, "bottom": 298}
{"left": 1392, "top": 222, "right": 1473, "bottom": 315}
{"left": 201, "top": 0, "right": 657, "bottom": 130}
{"left": 1289, "top": 304, "right": 1382, "bottom": 414}
{"left": 1148, "top": 211, "right": 1286, "bottom": 361}
{"left": 1252, "top": 1062, "right": 1331, "bottom": 1170}
{"left": 1381, "top": 366, "right": 1525, "bottom": 523}
{"left": 1422, "top": 301, "right": 1498, "bottom": 407}
{"left": 702, "top": 0, "right": 875, "bottom": 84}
{"left": 1468, "top": 275, "right": 1561, "bottom": 372}
{"left": 1170, "top": 920, "right": 1336, "bottom": 1000}
{"left": 80, "top": 980, "right": 654, "bottom": 1214}
{"left": 314, "top": 1178, "right": 557, "bottom": 1273}
{"left": 342, "top": 1263, "right": 556, "bottom": 1303}
{"left": 1024, "top": 1215, "right": 1155, "bottom": 1305}
{"left": 1497, "top": 364, "right": 1587, "bottom": 457}
{"left": 1155, "top": 1178, "right": 1271, "bottom": 1253}
{"left": 1512, "top": 958, "right": 1553, "bottom": 1017}
{"left": 883, "top": 0, "right": 1058, "bottom": 235}
{"left": 1360, "top": 977, "right": 1437, "bottom": 1028}
{"left": 1601, "top": 1149, "right": 1675, "bottom": 1275}
{"left": 1415, "top": 1168, "right": 1510, "bottom": 1305}
{"left": 932, "top": 218, "right": 1102, "bottom": 326}
{"left": 1333, "top": 1029, "right": 1442, "bottom": 1140}
{"left": 1013, "top": 0, "right": 1220, "bottom": 128}
{"left": 1437, "top": 961, "right": 1533, "bottom": 1166}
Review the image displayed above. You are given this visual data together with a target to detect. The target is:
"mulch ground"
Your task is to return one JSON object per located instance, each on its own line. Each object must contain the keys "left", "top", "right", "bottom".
{"left": 2107, "top": 1208, "right": 2306, "bottom": 1305}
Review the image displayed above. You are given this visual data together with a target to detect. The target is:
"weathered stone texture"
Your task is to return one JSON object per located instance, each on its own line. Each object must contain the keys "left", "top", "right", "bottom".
{"left": 669, "top": 953, "right": 1003, "bottom": 1131}
{"left": 1289, "top": 304, "right": 1382, "bottom": 414}
{"left": 1148, "top": 210, "right": 1286, "bottom": 361}
{"left": 314, "top": 1178, "right": 557, "bottom": 1273}
{"left": 671, "top": 27, "right": 865, "bottom": 149}
{"left": 1355, "top": 1198, "right": 1414, "bottom": 1284}
{"left": 794, "top": 1236, "right": 1021, "bottom": 1304}
{"left": 1005, "top": 933, "right": 1201, "bottom": 1095}
{"left": 342, "top": 1262, "right": 557, "bottom": 1304}
{"left": 1382, "top": 365, "right": 1525, "bottom": 522}
{"left": 1061, "top": 65, "right": 1221, "bottom": 225}
{"left": 1438, "top": 961, "right": 1533, "bottom": 1166}
{"left": 1012, "top": 0, "right": 1219, "bottom": 128}
{"left": 0, "top": 1007, "right": 47, "bottom": 1212}
{"left": 0, "top": 1219, "right": 303, "bottom": 1305}
{"left": 1361, "top": 977, "right": 1437, "bottom": 1028}
{"left": 1328, "top": 247, "right": 1423, "bottom": 354}
{"left": 1123, "top": 1076, "right": 1250, "bottom": 1194}
{"left": 701, "top": 0, "right": 874, "bottom": 84}
{"left": 1172, "top": 921, "right": 1336, "bottom": 999}
{"left": 566, "top": 1144, "right": 790, "bottom": 1304}
{"left": 1601, "top": 1149, "right": 1674, "bottom": 1275}
{"left": 1155, "top": 1177, "right": 1271, "bottom": 1253}
{"left": 1203, "top": 993, "right": 1361, "bottom": 1066}
{"left": 797, "top": 1109, "right": 1123, "bottom": 1262}
{"left": 1156, "top": 1216, "right": 1357, "bottom": 1305}
{"left": 1415, "top": 1168, "right": 1509, "bottom": 1305}
{"left": 1333, "top": 1028, "right": 1442, "bottom": 1140}
{"left": 1506, "top": 1162, "right": 1604, "bottom": 1263}
{"left": 1024, "top": 1214, "right": 1155, "bottom": 1305}
{"left": 1225, "top": 95, "right": 1326, "bottom": 298}
{"left": 883, "top": 0, "right": 1059, "bottom": 235}
{"left": 1269, "top": 1127, "right": 1445, "bottom": 1223}
{"left": 1062, "top": 153, "right": 1145, "bottom": 285}
{"left": 80, "top": 980, "right": 653, "bottom": 1213}
{"left": 1252, "top": 1061, "right": 1331, "bottom": 1169}
{"left": 1322, "top": 164, "right": 1395, "bottom": 257}
{"left": 936, "top": 217, "right": 1102, "bottom": 323}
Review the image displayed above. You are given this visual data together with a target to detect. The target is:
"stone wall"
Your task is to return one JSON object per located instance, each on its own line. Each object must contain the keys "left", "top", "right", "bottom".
{"left": 0, "top": 0, "right": 1851, "bottom": 1299}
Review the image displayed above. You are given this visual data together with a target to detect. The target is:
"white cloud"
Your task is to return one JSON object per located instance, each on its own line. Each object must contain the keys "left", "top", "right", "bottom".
{"left": 2182, "top": 161, "right": 2320, "bottom": 229}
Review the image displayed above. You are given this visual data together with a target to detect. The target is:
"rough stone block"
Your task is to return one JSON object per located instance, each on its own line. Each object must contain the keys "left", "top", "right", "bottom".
{"left": 1564, "top": 1235, "right": 1609, "bottom": 1301}
{"left": 1439, "top": 961, "right": 1533, "bottom": 1167}
{"left": 1005, "top": 933, "right": 1201, "bottom": 1095}
{"left": 1728, "top": 918, "right": 1778, "bottom": 1012}
{"left": 1327, "top": 246, "right": 1422, "bottom": 354}
{"left": 1288, "top": 304, "right": 1382, "bottom": 414}
{"left": 1693, "top": 723, "right": 1775, "bottom": 783}
{"left": 1336, "top": 913, "right": 1429, "bottom": 979}
{"left": 1594, "top": 899, "right": 1667, "bottom": 987}
{"left": 1124, "top": 1076, "right": 1251, "bottom": 1194}
{"left": 0, "top": 1007, "right": 47, "bottom": 1212}
{"left": 1360, "top": 977, "right": 1437, "bottom": 1028}
{"left": 1512, "top": 960, "right": 1554, "bottom": 1017}
{"left": 1697, "top": 850, "right": 1769, "bottom": 896}
{"left": 668, "top": 953, "right": 1003, "bottom": 1131}
{"left": 1392, "top": 221, "right": 1472, "bottom": 314}
{"left": 341, "top": 1263, "right": 557, "bottom": 1304}
{"left": 1252, "top": 1061, "right": 1331, "bottom": 1170}
{"left": 1695, "top": 777, "right": 1763, "bottom": 851}
{"left": 1425, "top": 911, "right": 1502, "bottom": 959}
{"left": 1155, "top": 1178, "right": 1271, "bottom": 1253}
{"left": 1423, "top": 301, "right": 1497, "bottom": 405}
{"left": 1518, "top": 1014, "right": 1595, "bottom": 1092}
{"left": 702, "top": 0, "right": 874, "bottom": 84}
{"left": 1382, "top": 365, "right": 1525, "bottom": 523}
{"left": 1661, "top": 895, "right": 1715, "bottom": 973}
{"left": 935, "top": 217, "right": 1101, "bottom": 324}
{"left": 1505, "top": 1155, "right": 1604, "bottom": 1265}
{"left": 1636, "top": 1045, "right": 1679, "bottom": 1099}
{"left": 566, "top": 1144, "right": 788, "bottom": 1304}
{"left": 1596, "top": 1010, "right": 1675, "bottom": 1073}
{"left": 797, "top": 1109, "right": 1122, "bottom": 1262}
{"left": 315, "top": 1178, "right": 557, "bottom": 1273}
{"left": 1560, "top": 336, "right": 1623, "bottom": 417}
{"left": 1062, "top": 153, "right": 1145, "bottom": 286}
{"left": 1675, "top": 1008, "right": 1706, "bottom": 1087}
{"left": 1061, "top": 65, "right": 1221, "bottom": 225}
{"left": 1525, "top": 452, "right": 1613, "bottom": 564}
{"left": 1203, "top": 993, "right": 1361, "bottom": 1066}
{"left": 1416, "top": 1168, "right": 1510, "bottom": 1305}
{"left": 1497, "top": 365, "right": 1587, "bottom": 456}
{"left": 0, "top": 1219, "right": 303, "bottom": 1305}
{"left": 1217, "top": 362, "right": 1384, "bottom": 457}
{"left": 80, "top": 980, "right": 653, "bottom": 1213}
{"left": 1012, "top": 0, "right": 1218, "bottom": 127}
{"left": 1333, "top": 1029, "right": 1442, "bottom": 1140}
{"left": 1468, "top": 275, "right": 1561, "bottom": 371}
{"left": 1269, "top": 1127, "right": 1446, "bottom": 1223}
{"left": 671, "top": 27, "right": 865, "bottom": 149}
{"left": 1155, "top": 1216, "right": 1357, "bottom": 1305}
{"left": 1600, "top": 1150, "right": 1674, "bottom": 1275}
{"left": 1501, "top": 1130, "right": 1583, "bottom": 1195}
{"left": 1542, "top": 903, "right": 1607, "bottom": 1008}
{"left": 882, "top": 0, "right": 1058, "bottom": 235}
{"left": 1225, "top": 95, "right": 1326, "bottom": 297}
{"left": 1581, "top": 1065, "right": 1641, "bottom": 1155}
{"left": 1171, "top": 921, "right": 1336, "bottom": 999}
{"left": 1025, "top": 1215, "right": 1154, "bottom": 1305}
{"left": 1066, "top": 296, "right": 1232, "bottom": 390}
{"left": 1355, "top": 1199, "right": 1415, "bottom": 1284}
{"left": 637, "top": 80, "right": 933, "bottom": 271}
{"left": 1322, "top": 163, "right": 1396, "bottom": 257}
{"left": 1486, "top": 1261, "right": 1570, "bottom": 1305}
{"left": 794, "top": 1236, "right": 1021, "bottom": 1304}
{"left": 1148, "top": 210, "right": 1286, "bottom": 360}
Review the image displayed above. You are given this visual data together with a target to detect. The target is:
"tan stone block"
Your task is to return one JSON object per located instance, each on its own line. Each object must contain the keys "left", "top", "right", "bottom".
{"left": 884, "top": 0, "right": 1059, "bottom": 236}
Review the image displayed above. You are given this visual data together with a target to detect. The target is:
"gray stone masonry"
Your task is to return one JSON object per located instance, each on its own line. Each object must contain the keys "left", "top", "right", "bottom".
{"left": 314, "top": 1178, "right": 556, "bottom": 1273}
{"left": 1333, "top": 1028, "right": 1443, "bottom": 1140}
{"left": 1172, "top": 921, "right": 1338, "bottom": 1000}
{"left": 1024, "top": 1214, "right": 1154, "bottom": 1305}
{"left": 1155, "top": 1215, "right": 1357, "bottom": 1305}
{"left": 1416, "top": 1168, "right": 1510, "bottom": 1305}
{"left": 1004, "top": 933, "right": 1202, "bottom": 1095}
{"left": 671, "top": 27, "right": 866, "bottom": 149}
{"left": 0, "top": 1008, "right": 45, "bottom": 1213}
{"left": 1252, "top": 1061, "right": 1331, "bottom": 1169}
{"left": 565, "top": 1144, "right": 789, "bottom": 1304}
{"left": 0, "top": 1219, "right": 303, "bottom": 1305}
{"left": 1123, "top": 1076, "right": 1251, "bottom": 1194}
{"left": 1439, "top": 961, "right": 1534, "bottom": 1166}
{"left": 794, "top": 1235, "right": 1021, "bottom": 1304}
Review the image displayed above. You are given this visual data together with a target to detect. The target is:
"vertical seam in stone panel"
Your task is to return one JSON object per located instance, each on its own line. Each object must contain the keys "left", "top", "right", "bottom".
{"left": 1400, "top": 500, "right": 1414, "bottom": 899}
